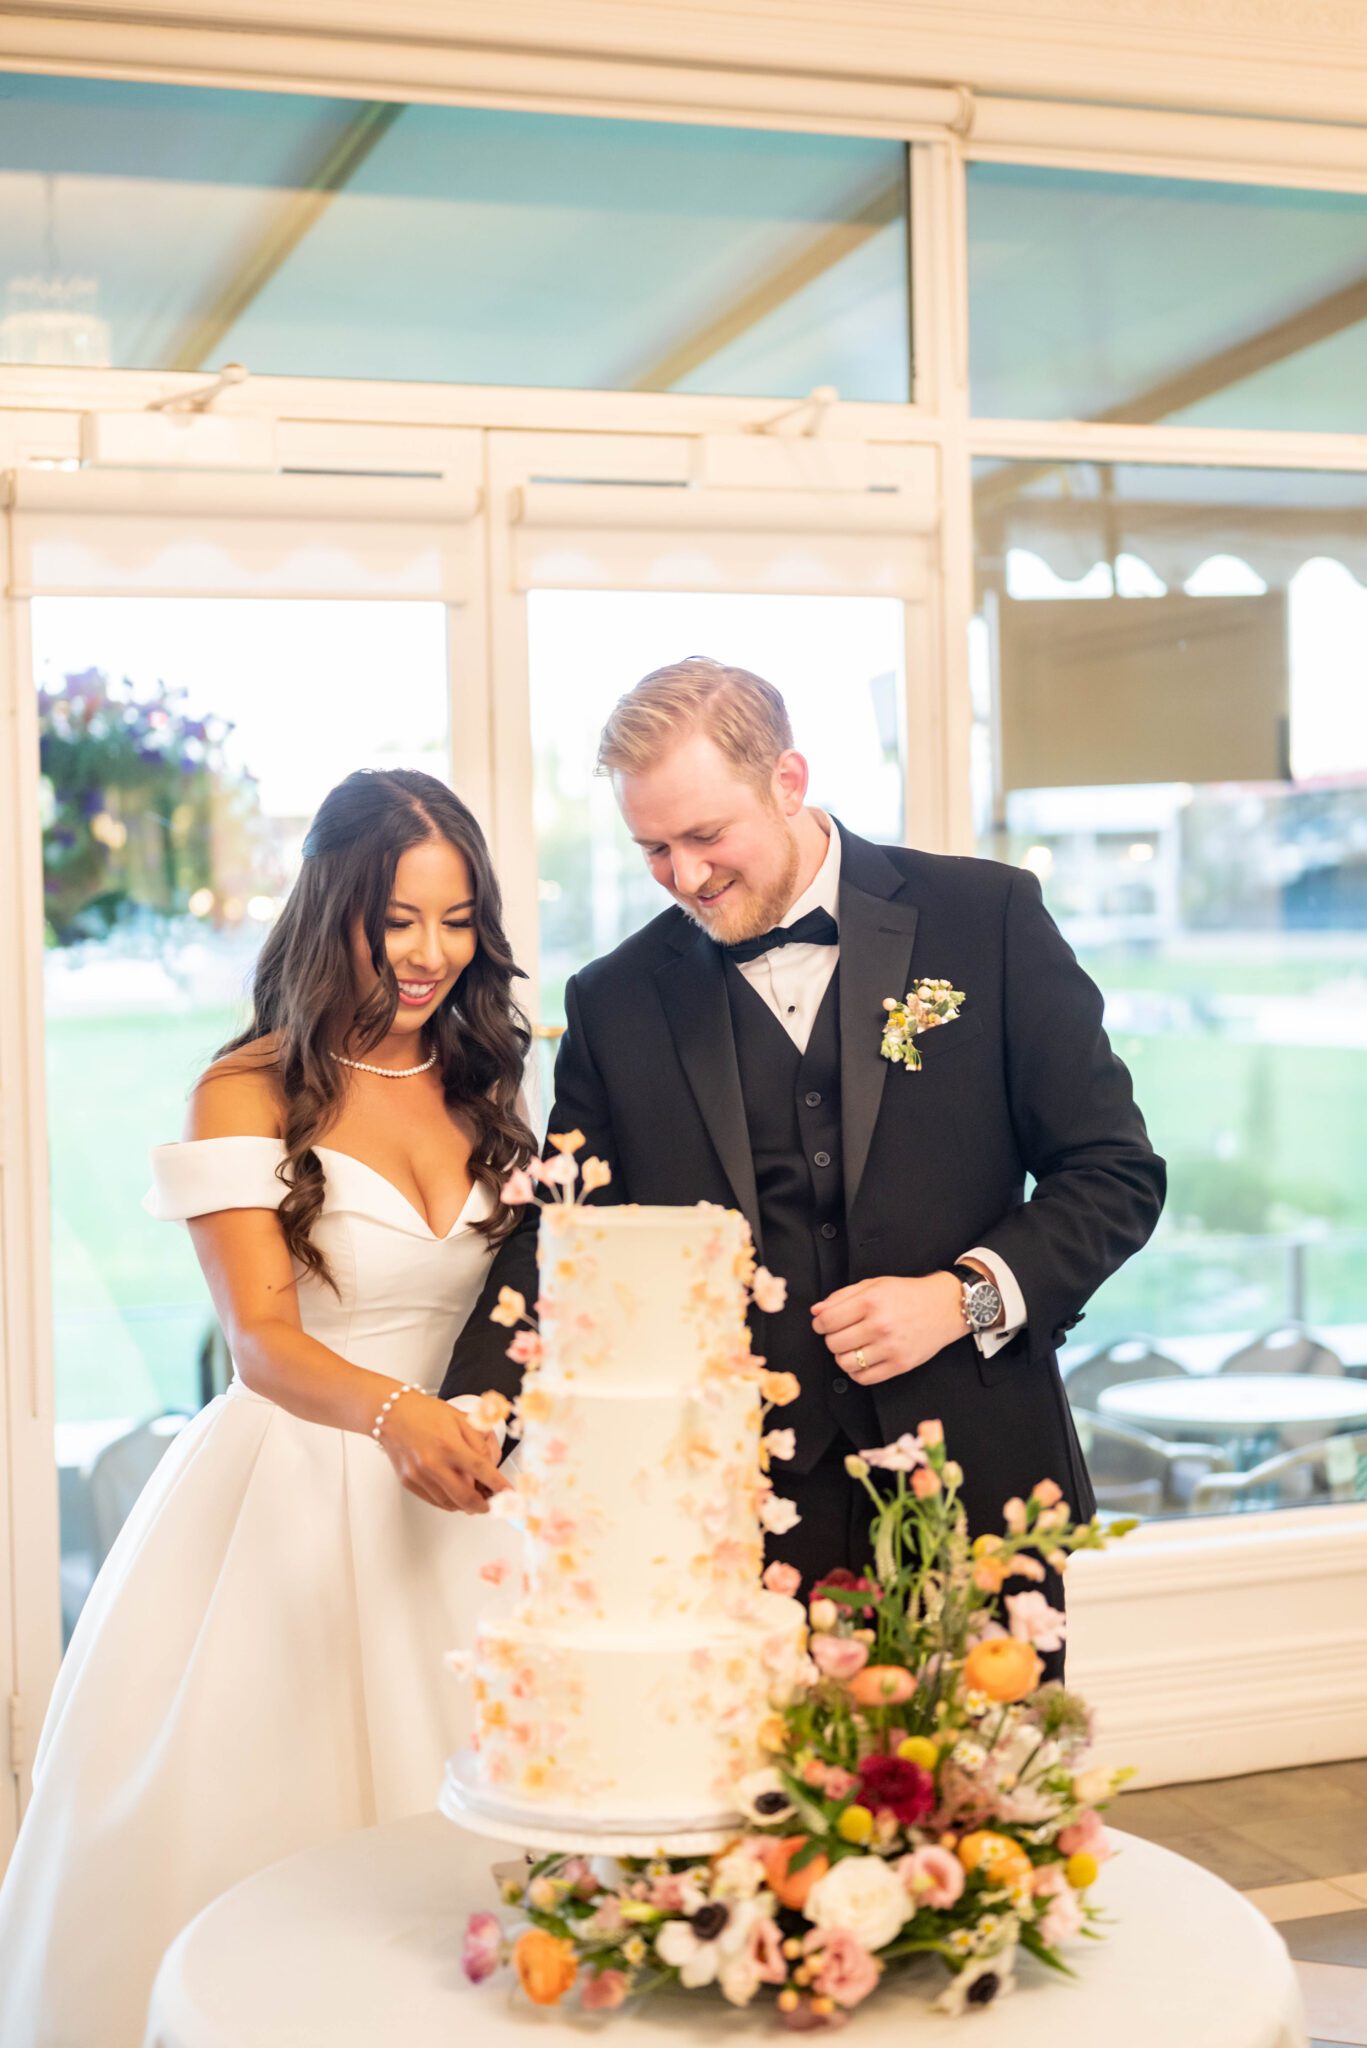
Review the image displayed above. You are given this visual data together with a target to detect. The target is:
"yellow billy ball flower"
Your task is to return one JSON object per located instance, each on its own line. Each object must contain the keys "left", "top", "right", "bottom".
{"left": 1066, "top": 1851, "right": 1099, "bottom": 1890}
{"left": 897, "top": 1735, "right": 939, "bottom": 1771}
{"left": 836, "top": 1804, "right": 875, "bottom": 1845}
{"left": 777, "top": 1989, "right": 800, "bottom": 2013}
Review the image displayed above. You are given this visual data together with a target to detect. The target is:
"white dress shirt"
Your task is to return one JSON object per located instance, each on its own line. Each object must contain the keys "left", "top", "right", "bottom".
{"left": 733, "top": 815, "right": 1026, "bottom": 1359}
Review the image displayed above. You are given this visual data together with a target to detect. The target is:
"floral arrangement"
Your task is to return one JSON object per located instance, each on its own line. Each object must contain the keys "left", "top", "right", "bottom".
{"left": 463, "top": 1425, "right": 1134, "bottom": 2025}
{"left": 37, "top": 666, "right": 254, "bottom": 944}
{"left": 879, "top": 982, "right": 966, "bottom": 1071}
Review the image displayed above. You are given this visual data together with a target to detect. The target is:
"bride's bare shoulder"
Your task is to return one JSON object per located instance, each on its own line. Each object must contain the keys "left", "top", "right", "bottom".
{"left": 185, "top": 1034, "right": 285, "bottom": 1142}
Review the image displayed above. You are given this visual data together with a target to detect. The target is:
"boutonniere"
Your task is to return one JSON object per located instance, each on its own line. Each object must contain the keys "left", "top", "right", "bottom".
{"left": 879, "top": 981, "right": 966, "bottom": 1070}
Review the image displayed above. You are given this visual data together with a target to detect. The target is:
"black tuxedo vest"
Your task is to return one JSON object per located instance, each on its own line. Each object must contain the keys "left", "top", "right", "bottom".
{"left": 725, "top": 963, "right": 882, "bottom": 1473}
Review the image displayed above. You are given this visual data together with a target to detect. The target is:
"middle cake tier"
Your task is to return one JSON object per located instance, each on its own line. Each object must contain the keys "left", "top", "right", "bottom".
{"left": 514, "top": 1377, "right": 765, "bottom": 1628}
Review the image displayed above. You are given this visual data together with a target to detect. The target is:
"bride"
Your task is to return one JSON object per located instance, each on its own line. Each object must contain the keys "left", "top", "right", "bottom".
{"left": 0, "top": 767, "right": 532, "bottom": 2047}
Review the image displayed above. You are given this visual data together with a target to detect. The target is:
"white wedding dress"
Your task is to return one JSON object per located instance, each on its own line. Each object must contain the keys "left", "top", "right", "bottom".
{"left": 0, "top": 1136, "right": 514, "bottom": 2048}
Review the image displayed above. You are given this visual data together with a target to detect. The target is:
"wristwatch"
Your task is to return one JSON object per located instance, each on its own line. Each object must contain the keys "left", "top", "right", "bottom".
{"left": 952, "top": 1262, "right": 1003, "bottom": 1333}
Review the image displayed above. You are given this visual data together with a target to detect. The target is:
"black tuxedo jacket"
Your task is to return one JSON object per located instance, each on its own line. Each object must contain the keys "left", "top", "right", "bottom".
{"left": 443, "top": 826, "right": 1166, "bottom": 1535}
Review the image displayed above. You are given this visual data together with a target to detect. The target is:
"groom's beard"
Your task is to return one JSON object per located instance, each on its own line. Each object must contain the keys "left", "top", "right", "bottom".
{"left": 674, "top": 828, "right": 800, "bottom": 946}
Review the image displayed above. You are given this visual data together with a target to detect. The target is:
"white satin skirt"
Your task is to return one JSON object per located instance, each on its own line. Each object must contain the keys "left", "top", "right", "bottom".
{"left": 0, "top": 1382, "right": 513, "bottom": 2048}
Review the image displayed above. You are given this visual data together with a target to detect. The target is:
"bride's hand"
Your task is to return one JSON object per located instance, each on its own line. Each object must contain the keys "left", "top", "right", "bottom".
{"left": 379, "top": 1395, "right": 510, "bottom": 1513}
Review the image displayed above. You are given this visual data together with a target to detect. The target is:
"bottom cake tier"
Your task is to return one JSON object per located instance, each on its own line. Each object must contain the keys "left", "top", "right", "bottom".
{"left": 467, "top": 1593, "right": 807, "bottom": 1826}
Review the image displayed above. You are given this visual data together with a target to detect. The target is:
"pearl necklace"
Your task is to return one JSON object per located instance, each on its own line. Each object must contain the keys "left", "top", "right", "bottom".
{"left": 331, "top": 1050, "right": 438, "bottom": 1079}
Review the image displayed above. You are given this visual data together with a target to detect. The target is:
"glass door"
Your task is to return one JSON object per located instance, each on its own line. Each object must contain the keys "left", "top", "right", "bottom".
{"left": 530, "top": 588, "right": 908, "bottom": 1025}
{"left": 484, "top": 426, "right": 942, "bottom": 1079}
{"left": 0, "top": 451, "right": 483, "bottom": 1750}
{"left": 35, "top": 596, "right": 450, "bottom": 1634}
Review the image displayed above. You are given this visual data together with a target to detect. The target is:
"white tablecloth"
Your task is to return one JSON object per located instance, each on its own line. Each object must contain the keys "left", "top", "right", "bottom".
{"left": 145, "top": 1813, "right": 1307, "bottom": 2048}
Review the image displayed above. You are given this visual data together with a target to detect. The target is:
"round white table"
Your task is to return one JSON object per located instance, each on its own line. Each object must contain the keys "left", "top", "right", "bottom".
{"left": 1098, "top": 1371, "right": 1367, "bottom": 1463}
{"left": 144, "top": 1812, "right": 1306, "bottom": 2048}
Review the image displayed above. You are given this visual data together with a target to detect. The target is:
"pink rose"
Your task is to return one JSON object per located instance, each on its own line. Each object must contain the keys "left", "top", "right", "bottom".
{"left": 763, "top": 1560, "right": 802, "bottom": 1598}
{"left": 462, "top": 1910, "right": 502, "bottom": 1983}
{"left": 1057, "top": 1809, "right": 1113, "bottom": 1863}
{"left": 803, "top": 1926, "right": 881, "bottom": 2009}
{"left": 559, "top": 1856, "right": 598, "bottom": 1899}
{"left": 1032, "top": 1478, "right": 1063, "bottom": 1508}
{"left": 811, "top": 1635, "right": 870, "bottom": 1682}
{"left": 1031, "top": 1863, "right": 1083, "bottom": 1946}
{"left": 581, "top": 1968, "right": 629, "bottom": 2011}
{"left": 896, "top": 1845, "right": 965, "bottom": 1910}
{"left": 917, "top": 1418, "right": 944, "bottom": 1447}
{"left": 911, "top": 1466, "right": 941, "bottom": 1499}
{"left": 823, "top": 1766, "right": 856, "bottom": 1799}
{"left": 583, "top": 1897, "right": 626, "bottom": 1940}
{"left": 1004, "top": 1590, "right": 1068, "bottom": 1651}
{"left": 506, "top": 1330, "right": 543, "bottom": 1367}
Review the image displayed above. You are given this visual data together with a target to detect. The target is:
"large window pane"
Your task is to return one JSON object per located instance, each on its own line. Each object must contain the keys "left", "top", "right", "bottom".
{"left": 969, "top": 165, "right": 1367, "bottom": 431}
{"left": 36, "top": 596, "right": 448, "bottom": 1630}
{"left": 0, "top": 72, "right": 908, "bottom": 400}
{"left": 529, "top": 590, "right": 907, "bottom": 1026}
{"left": 972, "top": 460, "right": 1367, "bottom": 1518}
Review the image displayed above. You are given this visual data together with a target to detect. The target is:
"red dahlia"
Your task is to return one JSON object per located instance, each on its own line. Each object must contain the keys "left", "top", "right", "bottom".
{"left": 855, "top": 1754, "right": 935, "bottom": 1826}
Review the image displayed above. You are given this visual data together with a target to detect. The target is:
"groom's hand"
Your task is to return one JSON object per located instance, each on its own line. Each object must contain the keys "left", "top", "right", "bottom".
{"left": 811, "top": 1274, "right": 966, "bottom": 1385}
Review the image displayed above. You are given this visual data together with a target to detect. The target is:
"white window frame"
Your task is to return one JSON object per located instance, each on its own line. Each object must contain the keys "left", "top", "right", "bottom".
{"left": 0, "top": 58, "right": 1362, "bottom": 1810}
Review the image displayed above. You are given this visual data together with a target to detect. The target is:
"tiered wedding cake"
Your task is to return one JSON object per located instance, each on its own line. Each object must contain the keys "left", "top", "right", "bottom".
{"left": 445, "top": 1199, "right": 807, "bottom": 1853}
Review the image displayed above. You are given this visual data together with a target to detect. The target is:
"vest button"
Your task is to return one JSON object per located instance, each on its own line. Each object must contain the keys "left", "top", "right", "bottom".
{"left": 820, "top": 1222, "right": 839, "bottom": 1240}
{"left": 813, "top": 1150, "right": 832, "bottom": 1168}
{"left": 833, "top": 1376, "right": 849, "bottom": 1396}
{"left": 804, "top": 1090, "right": 822, "bottom": 1107}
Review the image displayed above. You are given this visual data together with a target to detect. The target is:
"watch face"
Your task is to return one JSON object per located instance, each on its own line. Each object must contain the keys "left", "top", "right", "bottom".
{"left": 965, "top": 1280, "right": 1001, "bottom": 1329}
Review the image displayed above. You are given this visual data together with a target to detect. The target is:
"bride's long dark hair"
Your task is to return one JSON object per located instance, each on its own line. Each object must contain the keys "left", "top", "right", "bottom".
{"left": 218, "top": 768, "right": 534, "bottom": 1284}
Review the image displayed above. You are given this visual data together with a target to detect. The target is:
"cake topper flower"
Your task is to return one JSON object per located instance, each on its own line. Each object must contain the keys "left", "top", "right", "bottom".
{"left": 501, "top": 1131, "right": 613, "bottom": 1210}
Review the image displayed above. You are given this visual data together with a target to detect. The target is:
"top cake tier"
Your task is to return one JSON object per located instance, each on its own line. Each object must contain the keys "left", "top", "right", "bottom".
{"left": 538, "top": 1203, "right": 755, "bottom": 1394}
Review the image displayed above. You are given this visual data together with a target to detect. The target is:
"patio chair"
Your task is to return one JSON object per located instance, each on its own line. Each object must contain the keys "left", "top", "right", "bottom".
{"left": 88, "top": 1411, "right": 192, "bottom": 1567}
{"left": 1189, "top": 1430, "right": 1367, "bottom": 1513}
{"left": 1072, "top": 1410, "right": 1230, "bottom": 1515}
{"left": 1062, "top": 1338, "right": 1190, "bottom": 1414}
{"left": 1217, "top": 1323, "right": 1345, "bottom": 1377}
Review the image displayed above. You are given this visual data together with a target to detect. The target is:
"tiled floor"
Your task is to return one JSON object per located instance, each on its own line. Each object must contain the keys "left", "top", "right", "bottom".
{"left": 1118, "top": 1761, "right": 1367, "bottom": 2047}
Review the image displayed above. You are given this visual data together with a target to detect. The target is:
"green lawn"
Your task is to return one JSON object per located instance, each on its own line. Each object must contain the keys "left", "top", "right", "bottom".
{"left": 44, "top": 998, "right": 1367, "bottom": 1424}
{"left": 47, "top": 1006, "right": 238, "bottom": 1422}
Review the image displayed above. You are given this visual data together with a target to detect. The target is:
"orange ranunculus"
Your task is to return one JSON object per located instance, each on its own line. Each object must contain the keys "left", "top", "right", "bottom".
{"left": 846, "top": 1664, "right": 916, "bottom": 1708}
{"left": 513, "top": 1928, "right": 578, "bottom": 2006}
{"left": 957, "top": 1830, "right": 1034, "bottom": 1889}
{"left": 962, "top": 1635, "right": 1043, "bottom": 1703}
{"left": 760, "top": 1834, "right": 830, "bottom": 1911}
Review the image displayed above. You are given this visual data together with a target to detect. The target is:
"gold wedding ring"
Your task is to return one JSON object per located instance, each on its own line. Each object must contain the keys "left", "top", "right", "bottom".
{"left": 851, "top": 1349, "right": 867, "bottom": 1374}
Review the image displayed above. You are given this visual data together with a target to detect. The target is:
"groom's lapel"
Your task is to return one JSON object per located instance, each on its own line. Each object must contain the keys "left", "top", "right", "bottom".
{"left": 837, "top": 832, "right": 920, "bottom": 1219}
{"left": 655, "top": 924, "right": 763, "bottom": 1255}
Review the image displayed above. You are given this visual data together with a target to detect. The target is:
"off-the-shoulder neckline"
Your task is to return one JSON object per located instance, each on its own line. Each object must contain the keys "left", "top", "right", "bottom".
{"left": 152, "top": 1136, "right": 486, "bottom": 1241}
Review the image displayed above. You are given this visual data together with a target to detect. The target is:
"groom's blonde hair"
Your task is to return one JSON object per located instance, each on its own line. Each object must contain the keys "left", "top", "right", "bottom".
{"left": 597, "top": 656, "right": 794, "bottom": 793}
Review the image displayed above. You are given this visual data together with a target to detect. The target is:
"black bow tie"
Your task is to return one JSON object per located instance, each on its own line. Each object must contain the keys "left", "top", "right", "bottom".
{"left": 724, "top": 906, "right": 839, "bottom": 965}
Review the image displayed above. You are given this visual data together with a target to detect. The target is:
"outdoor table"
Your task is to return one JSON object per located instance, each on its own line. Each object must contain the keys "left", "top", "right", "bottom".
{"left": 1098, "top": 1371, "right": 1367, "bottom": 1467}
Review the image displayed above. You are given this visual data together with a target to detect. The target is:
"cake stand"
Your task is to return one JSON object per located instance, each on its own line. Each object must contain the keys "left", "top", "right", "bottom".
{"left": 440, "top": 1749, "right": 744, "bottom": 1858}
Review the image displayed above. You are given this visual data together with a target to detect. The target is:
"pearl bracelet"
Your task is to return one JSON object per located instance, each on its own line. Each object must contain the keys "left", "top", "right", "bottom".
{"left": 372, "top": 1382, "right": 421, "bottom": 1443}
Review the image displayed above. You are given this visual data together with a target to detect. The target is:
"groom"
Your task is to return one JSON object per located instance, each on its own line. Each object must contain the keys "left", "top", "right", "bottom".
{"left": 443, "top": 657, "right": 1165, "bottom": 1592}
